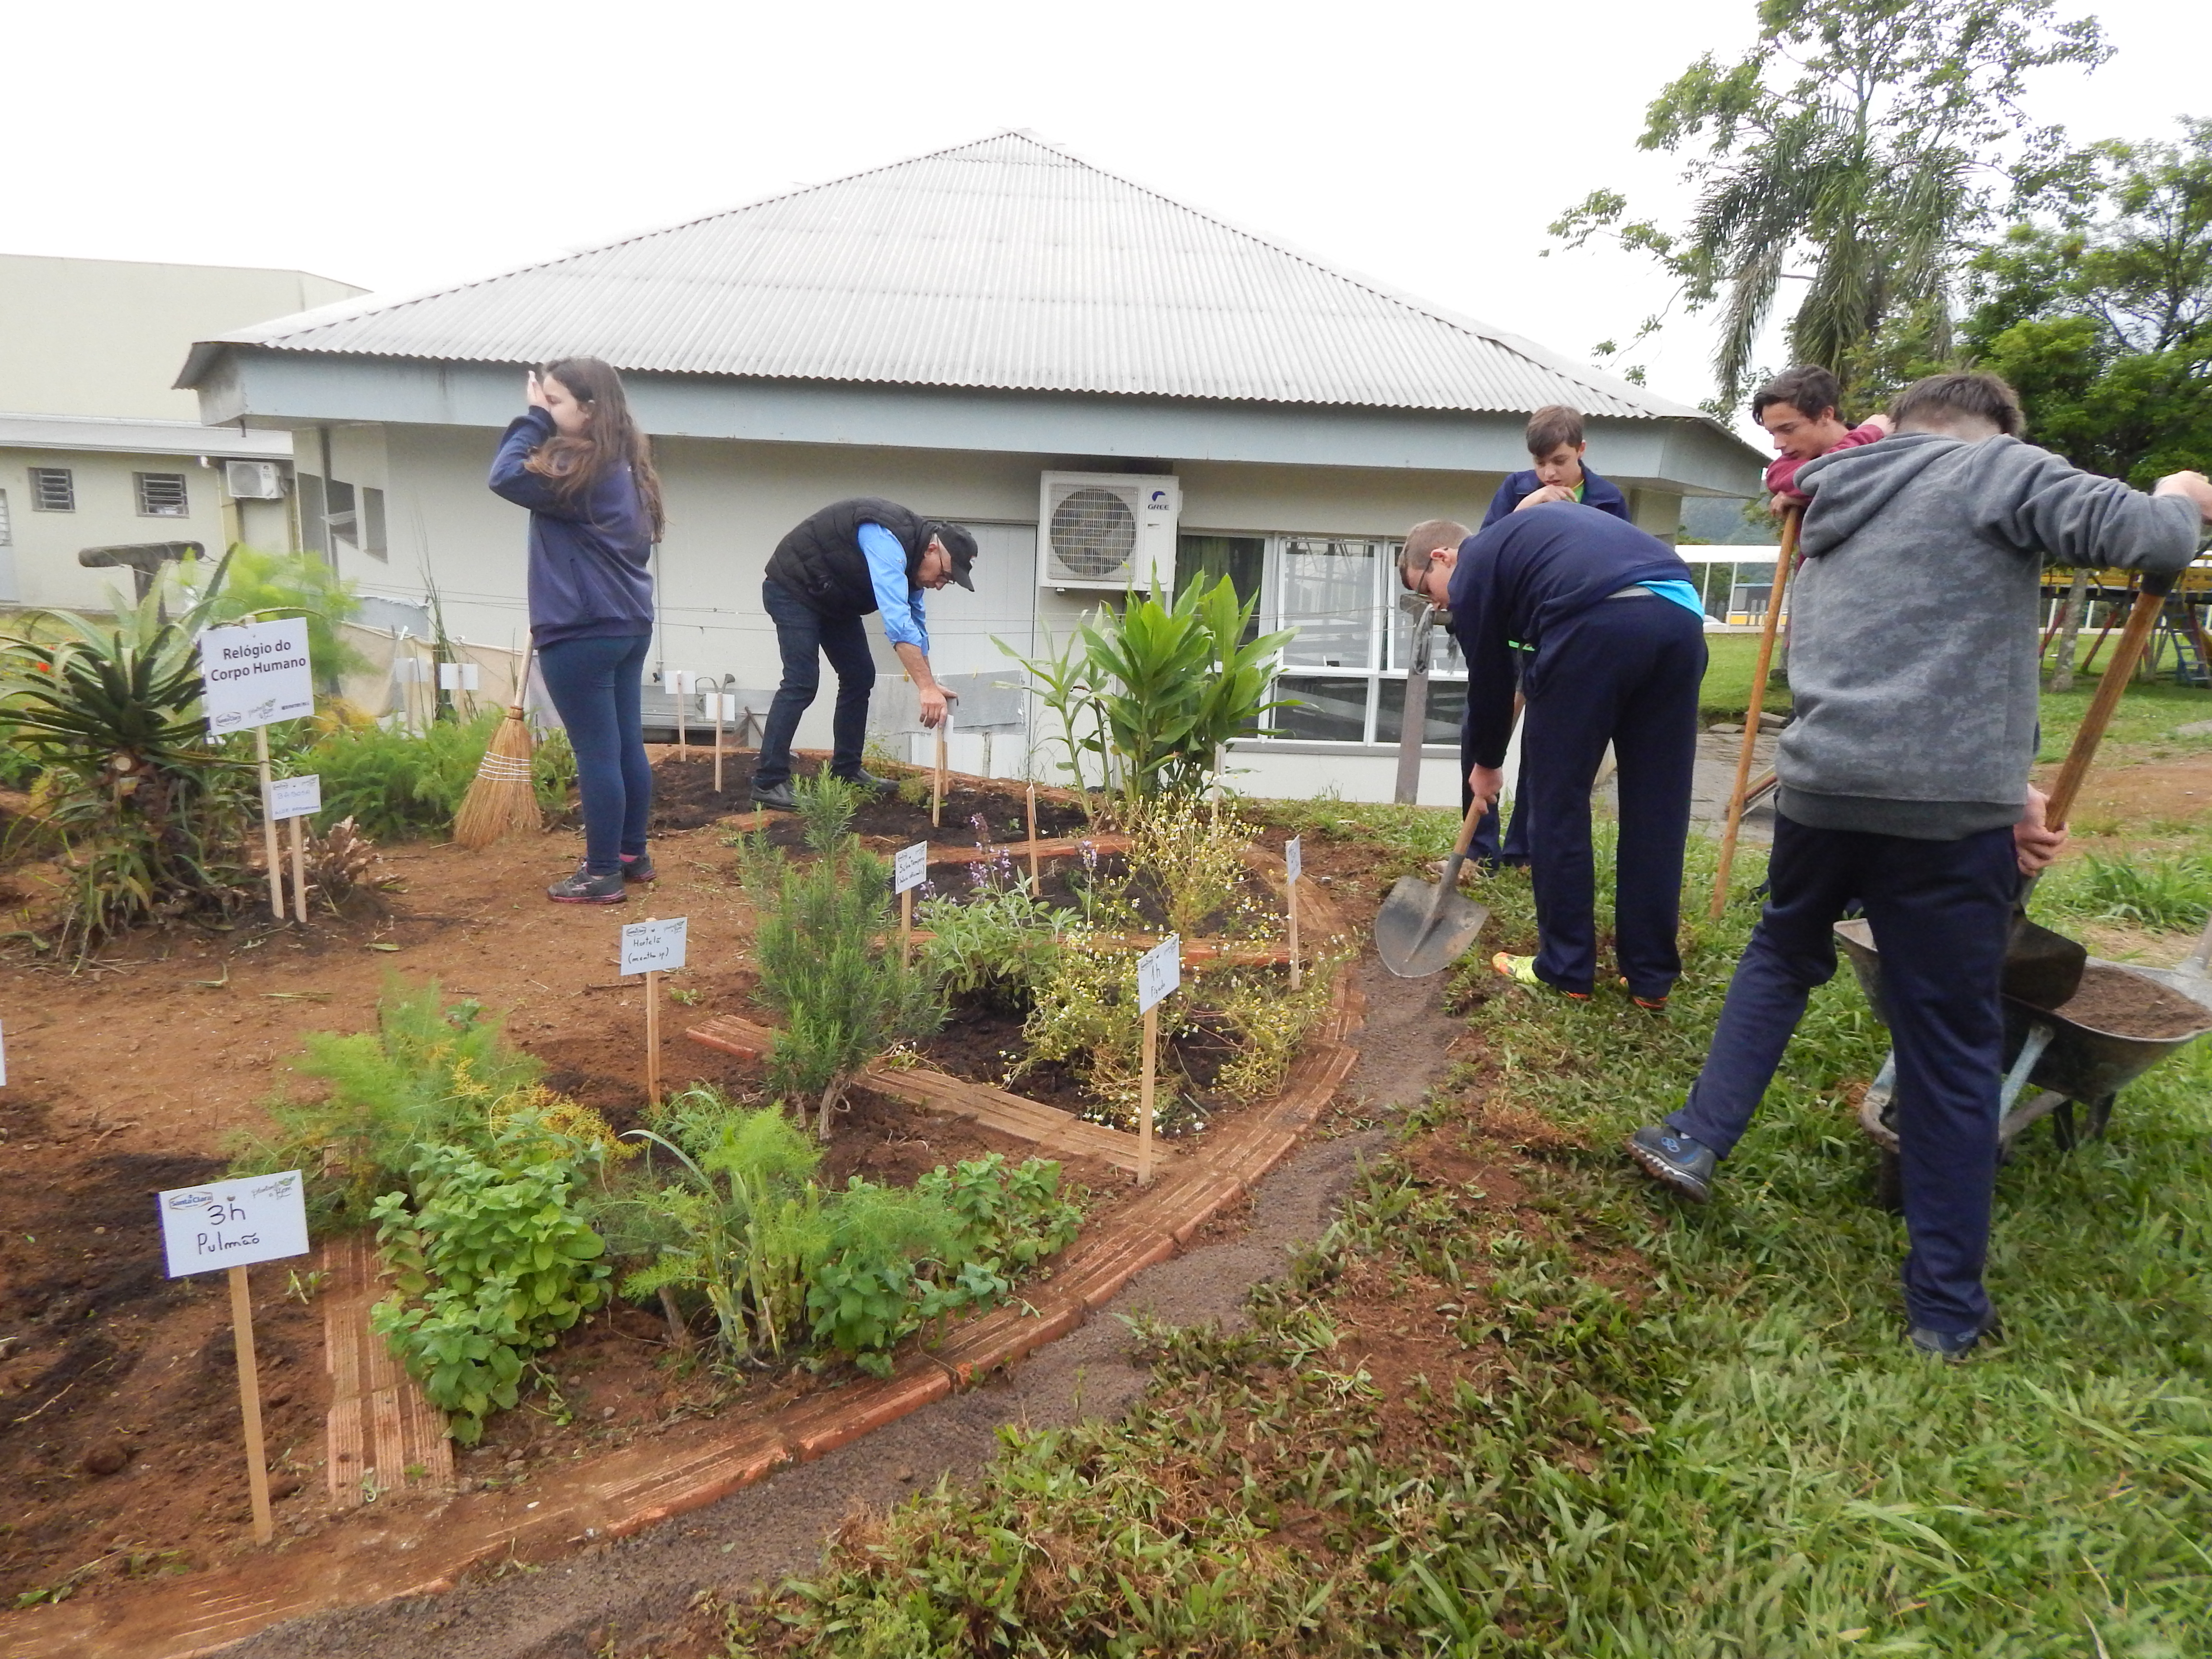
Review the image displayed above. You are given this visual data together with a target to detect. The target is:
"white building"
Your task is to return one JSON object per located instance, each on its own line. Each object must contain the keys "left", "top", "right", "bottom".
{"left": 180, "top": 132, "right": 1761, "bottom": 802}
{"left": 1, "top": 254, "right": 363, "bottom": 609}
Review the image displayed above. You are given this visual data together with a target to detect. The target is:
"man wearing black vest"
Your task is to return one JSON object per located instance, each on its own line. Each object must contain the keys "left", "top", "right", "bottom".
{"left": 753, "top": 498, "right": 977, "bottom": 811}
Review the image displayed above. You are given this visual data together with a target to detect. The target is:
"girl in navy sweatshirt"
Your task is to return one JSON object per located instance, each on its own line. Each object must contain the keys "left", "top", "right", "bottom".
{"left": 489, "top": 357, "right": 662, "bottom": 903}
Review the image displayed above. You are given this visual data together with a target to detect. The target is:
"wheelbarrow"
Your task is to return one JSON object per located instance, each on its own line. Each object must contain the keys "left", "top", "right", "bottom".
{"left": 1832, "top": 918, "right": 2212, "bottom": 1209}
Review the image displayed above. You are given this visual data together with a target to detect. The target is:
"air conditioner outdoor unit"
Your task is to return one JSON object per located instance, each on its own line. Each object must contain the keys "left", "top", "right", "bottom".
{"left": 1038, "top": 472, "right": 1179, "bottom": 591}
{"left": 225, "top": 460, "right": 285, "bottom": 501}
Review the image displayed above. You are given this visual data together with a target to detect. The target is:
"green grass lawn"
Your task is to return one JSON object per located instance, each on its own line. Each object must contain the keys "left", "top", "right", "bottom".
{"left": 733, "top": 820, "right": 2212, "bottom": 1657}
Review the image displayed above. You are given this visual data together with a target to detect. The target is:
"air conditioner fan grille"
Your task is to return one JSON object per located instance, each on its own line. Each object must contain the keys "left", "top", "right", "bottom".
{"left": 1048, "top": 486, "right": 1138, "bottom": 578}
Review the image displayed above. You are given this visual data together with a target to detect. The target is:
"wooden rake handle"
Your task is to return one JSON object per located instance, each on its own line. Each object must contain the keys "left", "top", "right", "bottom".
{"left": 1709, "top": 507, "right": 1801, "bottom": 918}
{"left": 2044, "top": 572, "right": 2174, "bottom": 831}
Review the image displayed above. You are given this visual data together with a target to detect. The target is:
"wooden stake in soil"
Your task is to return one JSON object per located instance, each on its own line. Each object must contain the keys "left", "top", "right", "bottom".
{"left": 1026, "top": 783, "right": 1040, "bottom": 890}
{"left": 619, "top": 916, "right": 689, "bottom": 1106}
{"left": 1285, "top": 834, "right": 1303, "bottom": 992}
{"left": 155, "top": 1168, "right": 309, "bottom": 1551}
{"left": 254, "top": 727, "right": 283, "bottom": 922}
{"left": 1133, "top": 935, "right": 1181, "bottom": 1187}
{"left": 1710, "top": 507, "right": 1801, "bottom": 920}
{"left": 228, "top": 1266, "right": 275, "bottom": 1545}
{"left": 894, "top": 841, "right": 928, "bottom": 969}
{"left": 288, "top": 815, "right": 308, "bottom": 925}
{"left": 712, "top": 689, "right": 725, "bottom": 795}
{"left": 932, "top": 710, "right": 950, "bottom": 828}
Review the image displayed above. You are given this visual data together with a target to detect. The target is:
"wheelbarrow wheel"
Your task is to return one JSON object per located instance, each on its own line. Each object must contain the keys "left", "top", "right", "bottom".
{"left": 1873, "top": 1148, "right": 1903, "bottom": 1214}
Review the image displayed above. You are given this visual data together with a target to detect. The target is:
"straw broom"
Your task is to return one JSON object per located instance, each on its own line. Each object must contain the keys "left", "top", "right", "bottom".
{"left": 454, "top": 704, "right": 541, "bottom": 849}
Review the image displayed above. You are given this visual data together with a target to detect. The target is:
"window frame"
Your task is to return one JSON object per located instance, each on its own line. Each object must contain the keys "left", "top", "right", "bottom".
{"left": 134, "top": 471, "right": 190, "bottom": 518}
{"left": 1250, "top": 530, "right": 1467, "bottom": 748}
{"left": 29, "top": 467, "right": 75, "bottom": 512}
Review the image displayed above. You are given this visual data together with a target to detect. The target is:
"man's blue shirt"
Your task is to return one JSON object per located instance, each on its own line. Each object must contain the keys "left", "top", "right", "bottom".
{"left": 857, "top": 521, "right": 928, "bottom": 653}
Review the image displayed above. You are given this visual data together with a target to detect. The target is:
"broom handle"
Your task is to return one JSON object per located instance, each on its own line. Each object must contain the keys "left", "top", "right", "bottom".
{"left": 1710, "top": 508, "right": 1800, "bottom": 918}
{"left": 2044, "top": 574, "right": 2173, "bottom": 831}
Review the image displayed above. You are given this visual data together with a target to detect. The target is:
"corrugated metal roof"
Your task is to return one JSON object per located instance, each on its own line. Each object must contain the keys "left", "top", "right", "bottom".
{"left": 194, "top": 132, "right": 1699, "bottom": 420}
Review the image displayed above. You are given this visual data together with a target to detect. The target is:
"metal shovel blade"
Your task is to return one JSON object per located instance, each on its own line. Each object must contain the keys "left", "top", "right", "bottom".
{"left": 1376, "top": 873, "right": 1490, "bottom": 979}
{"left": 2002, "top": 914, "right": 2089, "bottom": 1012}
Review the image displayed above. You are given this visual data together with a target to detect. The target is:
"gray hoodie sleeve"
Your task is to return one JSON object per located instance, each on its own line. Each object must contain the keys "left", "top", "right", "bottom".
{"left": 1978, "top": 443, "right": 2200, "bottom": 575}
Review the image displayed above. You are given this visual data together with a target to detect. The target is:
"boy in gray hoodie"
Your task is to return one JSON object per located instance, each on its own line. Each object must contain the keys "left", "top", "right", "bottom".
{"left": 1627, "top": 372, "right": 2212, "bottom": 1358}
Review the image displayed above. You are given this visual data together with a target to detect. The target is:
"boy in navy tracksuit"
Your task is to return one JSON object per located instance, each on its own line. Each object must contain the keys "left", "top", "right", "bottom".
{"left": 1470, "top": 405, "right": 1635, "bottom": 866}
{"left": 1404, "top": 505, "right": 1707, "bottom": 1004}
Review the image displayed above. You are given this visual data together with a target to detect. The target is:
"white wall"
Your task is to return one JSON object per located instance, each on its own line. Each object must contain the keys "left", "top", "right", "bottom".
{"left": 314, "top": 423, "right": 1682, "bottom": 802}
{"left": 0, "top": 448, "right": 231, "bottom": 609}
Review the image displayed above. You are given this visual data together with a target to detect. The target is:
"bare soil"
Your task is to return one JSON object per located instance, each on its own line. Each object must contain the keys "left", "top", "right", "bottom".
{"left": 0, "top": 749, "right": 1143, "bottom": 1619}
{"left": 647, "top": 748, "right": 1089, "bottom": 843}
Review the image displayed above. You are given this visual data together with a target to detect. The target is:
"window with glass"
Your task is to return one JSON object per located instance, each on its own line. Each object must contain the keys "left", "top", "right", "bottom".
{"left": 30, "top": 467, "right": 74, "bottom": 512}
{"left": 135, "top": 472, "right": 188, "bottom": 517}
{"left": 1264, "top": 535, "right": 1467, "bottom": 745}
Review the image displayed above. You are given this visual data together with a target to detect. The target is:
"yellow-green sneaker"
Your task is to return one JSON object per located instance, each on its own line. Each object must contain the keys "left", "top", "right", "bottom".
{"left": 1491, "top": 952, "right": 1589, "bottom": 1000}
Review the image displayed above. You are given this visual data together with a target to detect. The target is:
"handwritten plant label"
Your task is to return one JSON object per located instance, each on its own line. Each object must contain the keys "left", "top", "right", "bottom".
{"left": 1136, "top": 934, "right": 1182, "bottom": 1016}
{"left": 1285, "top": 835, "right": 1302, "bottom": 886}
{"left": 894, "top": 842, "right": 929, "bottom": 896}
{"left": 158, "top": 1171, "right": 310, "bottom": 1276}
{"left": 620, "top": 916, "right": 688, "bottom": 976}
{"left": 437, "top": 662, "right": 481, "bottom": 691}
{"left": 198, "top": 619, "right": 314, "bottom": 733}
{"left": 268, "top": 774, "right": 322, "bottom": 820}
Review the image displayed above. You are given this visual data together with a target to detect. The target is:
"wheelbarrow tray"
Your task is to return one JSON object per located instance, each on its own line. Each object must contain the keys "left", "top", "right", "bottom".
{"left": 1833, "top": 918, "right": 2212, "bottom": 1105}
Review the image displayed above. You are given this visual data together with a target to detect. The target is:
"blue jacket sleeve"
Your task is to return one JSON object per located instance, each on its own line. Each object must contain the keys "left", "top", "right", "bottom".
{"left": 1447, "top": 538, "right": 1520, "bottom": 768}
{"left": 488, "top": 409, "right": 586, "bottom": 520}
{"left": 1481, "top": 475, "right": 1525, "bottom": 528}
{"left": 858, "top": 522, "right": 928, "bottom": 653}
{"left": 1581, "top": 469, "right": 1633, "bottom": 522}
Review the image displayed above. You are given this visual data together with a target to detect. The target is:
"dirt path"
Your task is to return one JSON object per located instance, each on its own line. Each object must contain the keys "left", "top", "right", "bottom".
{"left": 211, "top": 957, "right": 1465, "bottom": 1659}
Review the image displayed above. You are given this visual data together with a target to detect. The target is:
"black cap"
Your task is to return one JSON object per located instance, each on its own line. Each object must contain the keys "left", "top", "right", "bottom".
{"left": 929, "top": 521, "right": 978, "bottom": 590}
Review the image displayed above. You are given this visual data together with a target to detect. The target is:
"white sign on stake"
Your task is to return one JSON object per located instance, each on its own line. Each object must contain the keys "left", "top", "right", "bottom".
{"left": 268, "top": 774, "right": 322, "bottom": 821}
{"left": 198, "top": 619, "right": 314, "bottom": 733}
{"left": 0, "top": 1018, "right": 8, "bottom": 1086}
{"left": 1136, "top": 933, "right": 1182, "bottom": 1015}
{"left": 1285, "top": 835, "right": 1303, "bottom": 885}
{"left": 894, "top": 841, "right": 929, "bottom": 896}
{"left": 663, "top": 669, "right": 695, "bottom": 695}
{"left": 157, "top": 1171, "right": 311, "bottom": 1277}
{"left": 437, "top": 662, "right": 481, "bottom": 691}
{"left": 620, "top": 915, "right": 689, "bottom": 976}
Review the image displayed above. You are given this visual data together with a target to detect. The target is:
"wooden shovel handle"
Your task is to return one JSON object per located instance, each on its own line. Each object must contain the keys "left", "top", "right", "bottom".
{"left": 2044, "top": 575, "right": 2172, "bottom": 830}
{"left": 1450, "top": 792, "right": 1487, "bottom": 858}
{"left": 1710, "top": 507, "right": 1801, "bottom": 917}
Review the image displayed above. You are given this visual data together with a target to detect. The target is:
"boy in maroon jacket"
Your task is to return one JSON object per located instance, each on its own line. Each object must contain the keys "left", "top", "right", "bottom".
{"left": 1755, "top": 365, "right": 1890, "bottom": 515}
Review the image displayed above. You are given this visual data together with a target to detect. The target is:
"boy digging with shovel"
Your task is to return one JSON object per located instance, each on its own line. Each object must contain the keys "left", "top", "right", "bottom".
{"left": 1627, "top": 372, "right": 2212, "bottom": 1359}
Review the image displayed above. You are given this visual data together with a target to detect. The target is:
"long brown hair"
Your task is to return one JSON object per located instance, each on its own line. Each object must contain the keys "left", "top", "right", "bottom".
{"left": 523, "top": 356, "right": 665, "bottom": 538}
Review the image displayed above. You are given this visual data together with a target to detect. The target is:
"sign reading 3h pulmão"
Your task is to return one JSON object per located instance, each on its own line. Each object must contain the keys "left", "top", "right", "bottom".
{"left": 157, "top": 1171, "right": 311, "bottom": 1277}
{"left": 198, "top": 620, "right": 314, "bottom": 733}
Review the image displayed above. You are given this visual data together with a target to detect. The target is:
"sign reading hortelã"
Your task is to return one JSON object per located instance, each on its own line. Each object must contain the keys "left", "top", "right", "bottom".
{"left": 620, "top": 916, "right": 689, "bottom": 976}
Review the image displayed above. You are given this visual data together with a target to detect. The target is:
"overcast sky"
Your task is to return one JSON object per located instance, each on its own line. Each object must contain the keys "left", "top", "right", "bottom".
{"left": 12, "top": 0, "right": 2207, "bottom": 428}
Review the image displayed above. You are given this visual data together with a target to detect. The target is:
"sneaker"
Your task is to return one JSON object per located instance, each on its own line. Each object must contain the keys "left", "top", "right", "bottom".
{"left": 1617, "top": 976, "right": 1669, "bottom": 1011}
{"left": 1908, "top": 1324, "right": 1991, "bottom": 1361}
{"left": 620, "top": 854, "right": 657, "bottom": 884}
{"left": 834, "top": 769, "right": 897, "bottom": 796}
{"left": 750, "top": 781, "right": 796, "bottom": 811}
{"left": 547, "top": 866, "right": 626, "bottom": 905}
{"left": 1625, "top": 1124, "right": 1717, "bottom": 1202}
{"left": 1492, "top": 952, "right": 1589, "bottom": 1000}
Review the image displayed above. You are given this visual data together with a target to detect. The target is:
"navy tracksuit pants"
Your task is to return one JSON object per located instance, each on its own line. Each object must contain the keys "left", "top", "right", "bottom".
{"left": 1667, "top": 813, "right": 2019, "bottom": 1335}
{"left": 1516, "top": 594, "right": 1705, "bottom": 998}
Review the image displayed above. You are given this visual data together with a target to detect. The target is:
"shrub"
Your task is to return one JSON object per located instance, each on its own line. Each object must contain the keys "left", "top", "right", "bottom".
{"left": 741, "top": 776, "right": 941, "bottom": 1136}
{"left": 370, "top": 1131, "right": 610, "bottom": 1444}
{"left": 304, "top": 712, "right": 575, "bottom": 842}
{"left": 998, "top": 573, "right": 1294, "bottom": 808}
{"left": 0, "top": 581, "right": 258, "bottom": 953}
{"left": 596, "top": 1088, "right": 1082, "bottom": 1377}
{"left": 180, "top": 544, "right": 373, "bottom": 685}
{"left": 1124, "top": 793, "right": 1263, "bottom": 938}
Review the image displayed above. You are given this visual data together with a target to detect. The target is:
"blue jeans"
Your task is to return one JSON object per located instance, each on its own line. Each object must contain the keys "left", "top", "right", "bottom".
{"left": 536, "top": 633, "right": 652, "bottom": 873}
{"left": 1519, "top": 596, "right": 1705, "bottom": 997}
{"left": 1668, "top": 813, "right": 2018, "bottom": 1334}
{"left": 755, "top": 577, "right": 875, "bottom": 790}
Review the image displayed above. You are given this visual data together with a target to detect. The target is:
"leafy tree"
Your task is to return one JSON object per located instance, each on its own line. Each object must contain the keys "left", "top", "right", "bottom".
{"left": 1551, "top": 0, "right": 2108, "bottom": 414}
{"left": 1964, "top": 119, "right": 2212, "bottom": 483}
